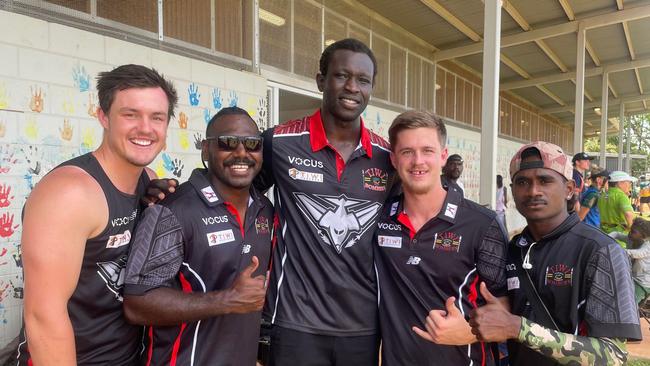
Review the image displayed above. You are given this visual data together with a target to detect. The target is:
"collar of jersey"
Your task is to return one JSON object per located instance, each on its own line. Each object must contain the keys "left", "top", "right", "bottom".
{"left": 309, "top": 109, "right": 373, "bottom": 158}
{"left": 188, "top": 168, "right": 263, "bottom": 208}
{"left": 516, "top": 212, "right": 580, "bottom": 248}
{"left": 389, "top": 183, "right": 463, "bottom": 224}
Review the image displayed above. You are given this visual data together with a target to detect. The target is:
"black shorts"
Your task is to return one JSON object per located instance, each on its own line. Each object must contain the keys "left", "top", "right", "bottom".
{"left": 641, "top": 196, "right": 650, "bottom": 204}
{"left": 269, "top": 325, "right": 380, "bottom": 366}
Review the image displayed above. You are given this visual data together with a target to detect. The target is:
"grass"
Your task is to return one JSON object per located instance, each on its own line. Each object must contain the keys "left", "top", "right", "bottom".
{"left": 629, "top": 359, "right": 650, "bottom": 366}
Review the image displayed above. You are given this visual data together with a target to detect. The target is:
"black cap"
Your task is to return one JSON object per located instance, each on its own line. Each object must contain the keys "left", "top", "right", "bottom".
{"left": 448, "top": 154, "right": 463, "bottom": 162}
{"left": 572, "top": 152, "right": 594, "bottom": 163}
{"left": 590, "top": 168, "right": 609, "bottom": 179}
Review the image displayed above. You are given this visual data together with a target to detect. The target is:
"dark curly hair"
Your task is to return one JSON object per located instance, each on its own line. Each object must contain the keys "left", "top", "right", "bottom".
{"left": 632, "top": 218, "right": 650, "bottom": 239}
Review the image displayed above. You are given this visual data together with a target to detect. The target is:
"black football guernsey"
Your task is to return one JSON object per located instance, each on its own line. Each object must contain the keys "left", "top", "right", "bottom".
{"left": 506, "top": 213, "right": 642, "bottom": 366}
{"left": 123, "top": 168, "right": 273, "bottom": 366}
{"left": 374, "top": 186, "right": 508, "bottom": 366}
{"left": 256, "top": 109, "right": 394, "bottom": 336}
{"left": 17, "top": 152, "right": 149, "bottom": 365}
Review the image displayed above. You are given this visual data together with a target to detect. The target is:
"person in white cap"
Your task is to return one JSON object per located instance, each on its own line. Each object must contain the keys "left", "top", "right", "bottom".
{"left": 598, "top": 171, "right": 636, "bottom": 236}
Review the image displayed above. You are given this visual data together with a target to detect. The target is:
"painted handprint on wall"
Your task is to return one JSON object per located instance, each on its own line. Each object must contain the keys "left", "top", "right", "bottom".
{"left": 87, "top": 93, "right": 98, "bottom": 118}
{"left": 60, "top": 119, "right": 73, "bottom": 141}
{"left": 0, "top": 184, "right": 14, "bottom": 208}
{"left": 72, "top": 65, "right": 90, "bottom": 92}
{"left": 188, "top": 83, "right": 200, "bottom": 106}
{"left": 161, "top": 153, "right": 185, "bottom": 178}
{"left": 178, "top": 112, "right": 188, "bottom": 129}
{"left": 212, "top": 88, "right": 223, "bottom": 110}
{"left": 29, "top": 87, "right": 44, "bottom": 113}
{"left": 22, "top": 145, "right": 42, "bottom": 175}
{"left": 0, "top": 146, "right": 16, "bottom": 174}
{"left": 25, "top": 117, "right": 38, "bottom": 140}
{"left": 228, "top": 91, "right": 238, "bottom": 107}
{"left": 178, "top": 130, "right": 190, "bottom": 151}
{"left": 0, "top": 83, "right": 8, "bottom": 110}
{"left": 193, "top": 132, "right": 203, "bottom": 150}
{"left": 203, "top": 108, "right": 212, "bottom": 124}
{"left": 0, "top": 213, "right": 18, "bottom": 238}
{"left": 256, "top": 97, "right": 267, "bottom": 128}
{"left": 81, "top": 127, "right": 95, "bottom": 152}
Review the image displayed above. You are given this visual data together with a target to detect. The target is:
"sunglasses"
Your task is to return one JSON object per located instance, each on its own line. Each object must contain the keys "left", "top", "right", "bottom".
{"left": 205, "top": 135, "right": 263, "bottom": 152}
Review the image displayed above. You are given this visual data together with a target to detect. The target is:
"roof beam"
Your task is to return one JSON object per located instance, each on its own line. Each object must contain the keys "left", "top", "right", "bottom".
{"left": 543, "top": 91, "right": 650, "bottom": 114}
{"left": 617, "top": 0, "right": 624, "bottom": 11}
{"left": 419, "top": 0, "right": 481, "bottom": 41}
{"left": 433, "top": 4, "right": 650, "bottom": 61}
{"left": 558, "top": 0, "right": 575, "bottom": 20}
{"left": 501, "top": 55, "right": 650, "bottom": 90}
{"left": 622, "top": 21, "right": 635, "bottom": 60}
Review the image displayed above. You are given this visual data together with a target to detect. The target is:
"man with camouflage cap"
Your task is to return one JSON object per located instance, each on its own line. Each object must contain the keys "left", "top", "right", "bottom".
{"left": 468, "top": 141, "right": 641, "bottom": 365}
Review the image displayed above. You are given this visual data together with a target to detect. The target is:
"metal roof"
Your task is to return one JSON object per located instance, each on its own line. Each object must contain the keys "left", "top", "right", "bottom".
{"left": 355, "top": 0, "right": 650, "bottom": 136}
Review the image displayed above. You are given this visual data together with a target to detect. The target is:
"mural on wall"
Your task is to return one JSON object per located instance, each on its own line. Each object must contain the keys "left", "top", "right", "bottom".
{"left": 0, "top": 13, "right": 269, "bottom": 348}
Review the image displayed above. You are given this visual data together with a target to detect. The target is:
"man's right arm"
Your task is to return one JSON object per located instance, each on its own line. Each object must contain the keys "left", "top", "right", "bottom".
{"left": 123, "top": 205, "right": 266, "bottom": 326}
{"left": 22, "top": 168, "right": 106, "bottom": 366}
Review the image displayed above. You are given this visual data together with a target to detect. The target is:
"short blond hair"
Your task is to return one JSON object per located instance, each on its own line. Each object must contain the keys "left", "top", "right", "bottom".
{"left": 388, "top": 110, "right": 447, "bottom": 150}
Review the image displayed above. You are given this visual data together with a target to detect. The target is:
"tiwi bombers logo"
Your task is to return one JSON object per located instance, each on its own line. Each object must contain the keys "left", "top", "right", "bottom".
{"left": 293, "top": 192, "right": 382, "bottom": 254}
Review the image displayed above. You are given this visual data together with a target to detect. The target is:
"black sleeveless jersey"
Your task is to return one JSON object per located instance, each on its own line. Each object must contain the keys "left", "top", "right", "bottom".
{"left": 17, "top": 153, "right": 149, "bottom": 365}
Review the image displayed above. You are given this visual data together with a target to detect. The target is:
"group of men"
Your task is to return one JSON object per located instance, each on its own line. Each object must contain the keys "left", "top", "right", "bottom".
{"left": 573, "top": 152, "right": 638, "bottom": 236}
{"left": 16, "top": 39, "right": 641, "bottom": 366}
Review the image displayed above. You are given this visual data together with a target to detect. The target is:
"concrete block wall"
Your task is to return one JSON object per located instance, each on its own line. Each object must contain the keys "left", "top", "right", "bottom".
{"left": 0, "top": 9, "right": 267, "bottom": 348}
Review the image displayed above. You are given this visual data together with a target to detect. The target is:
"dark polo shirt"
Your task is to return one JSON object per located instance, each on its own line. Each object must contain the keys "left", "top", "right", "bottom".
{"left": 506, "top": 213, "right": 642, "bottom": 366}
{"left": 124, "top": 168, "right": 273, "bottom": 366}
{"left": 374, "top": 186, "right": 508, "bottom": 366}
{"left": 256, "top": 109, "right": 394, "bottom": 336}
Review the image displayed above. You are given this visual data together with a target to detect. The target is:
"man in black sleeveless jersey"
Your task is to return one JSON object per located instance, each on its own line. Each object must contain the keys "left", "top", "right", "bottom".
{"left": 123, "top": 107, "right": 272, "bottom": 366}
{"left": 18, "top": 64, "right": 177, "bottom": 365}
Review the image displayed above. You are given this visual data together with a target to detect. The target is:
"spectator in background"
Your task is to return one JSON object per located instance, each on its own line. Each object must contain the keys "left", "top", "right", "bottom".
{"left": 609, "top": 217, "right": 650, "bottom": 305}
{"left": 571, "top": 152, "right": 594, "bottom": 210}
{"left": 578, "top": 168, "right": 609, "bottom": 228}
{"left": 441, "top": 154, "right": 465, "bottom": 194}
{"left": 495, "top": 174, "right": 508, "bottom": 234}
{"left": 640, "top": 177, "right": 650, "bottom": 216}
{"left": 599, "top": 170, "right": 636, "bottom": 236}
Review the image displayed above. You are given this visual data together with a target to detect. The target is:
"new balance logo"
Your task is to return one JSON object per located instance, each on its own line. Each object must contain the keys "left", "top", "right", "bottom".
{"left": 406, "top": 256, "right": 421, "bottom": 265}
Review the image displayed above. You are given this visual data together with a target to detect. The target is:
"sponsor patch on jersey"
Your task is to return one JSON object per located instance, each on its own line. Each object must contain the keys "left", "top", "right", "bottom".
{"left": 507, "top": 276, "right": 520, "bottom": 290}
{"left": 517, "top": 236, "right": 529, "bottom": 247}
{"left": 389, "top": 201, "right": 399, "bottom": 216}
{"left": 378, "top": 235, "right": 402, "bottom": 248}
{"left": 444, "top": 203, "right": 458, "bottom": 219}
{"left": 377, "top": 222, "right": 402, "bottom": 231}
{"left": 106, "top": 230, "right": 131, "bottom": 248}
{"left": 362, "top": 168, "right": 387, "bottom": 192}
{"left": 255, "top": 216, "right": 270, "bottom": 234}
{"left": 406, "top": 256, "right": 421, "bottom": 265}
{"left": 288, "top": 168, "right": 323, "bottom": 183}
{"left": 293, "top": 192, "right": 382, "bottom": 254}
{"left": 545, "top": 264, "right": 573, "bottom": 287}
{"left": 433, "top": 231, "right": 462, "bottom": 252}
{"left": 206, "top": 229, "right": 235, "bottom": 246}
{"left": 201, "top": 186, "right": 219, "bottom": 202}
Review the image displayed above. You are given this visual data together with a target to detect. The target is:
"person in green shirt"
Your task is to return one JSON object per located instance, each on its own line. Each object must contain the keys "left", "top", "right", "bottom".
{"left": 599, "top": 171, "right": 635, "bottom": 237}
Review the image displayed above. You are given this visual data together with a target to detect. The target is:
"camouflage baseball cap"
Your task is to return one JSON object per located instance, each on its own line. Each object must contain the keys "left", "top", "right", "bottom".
{"left": 509, "top": 141, "right": 572, "bottom": 180}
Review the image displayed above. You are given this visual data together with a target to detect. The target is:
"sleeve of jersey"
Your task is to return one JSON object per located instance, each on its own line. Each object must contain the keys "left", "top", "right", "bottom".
{"left": 517, "top": 318, "right": 628, "bottom": 366}
{"left": 627, "top": 241, "right": 650, "bottom": 259}
{"left": 477, "top": 218, "right": 508, "bottom": 297}
{"left": 583, "top": 242, "right": 642, "bottom": 340}
{"left": 123, "top": 205, "right": 185, "bottom": 296}
{"left": 580, "top": 191, "right": 597, "bottom": 209}
{"left": 253, "top": 127, "right": 275, "bottom": 193}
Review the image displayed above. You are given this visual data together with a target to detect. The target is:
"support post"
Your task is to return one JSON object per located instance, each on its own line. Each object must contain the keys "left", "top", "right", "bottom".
{"left": 599, "top": 72, "right": 608, "bottom": 168}
{"left": 618, "top": 103, "right": 625, "bottom": 170}
{"left": 625, "top": 114, "right": 632, "bottom": 172}
{"left": 574, "top": 23, "right": 586, "bottom": 152}
{"left": 479, "top": 0, "right": 501, "bottom": 208}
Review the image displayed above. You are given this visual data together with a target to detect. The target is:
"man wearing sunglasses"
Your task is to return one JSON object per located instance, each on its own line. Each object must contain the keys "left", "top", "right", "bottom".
{"left": 123, "top": 107, "right": 273, "bottom": 365}
{"left": 255, "top": 39, "right": 394, "bottom": 365}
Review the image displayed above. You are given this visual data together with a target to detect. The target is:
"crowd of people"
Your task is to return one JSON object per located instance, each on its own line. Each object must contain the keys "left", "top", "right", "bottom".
{"left": 13, "top": 38, "right": 647, "bottom": 366}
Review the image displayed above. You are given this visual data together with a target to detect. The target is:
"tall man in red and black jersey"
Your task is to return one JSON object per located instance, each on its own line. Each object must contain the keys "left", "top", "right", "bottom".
{"left": 123, "top": 107, "right": 273, "bottom": 366}
{"left": 255, "top": 39, "right": 393, "bottom": 365}
{"left": 17, "top": 65, "right": 178, "bottom": 365}
{"left": 469, "top": 141, "right": 642, "bottom": 365}
{"left": 374, "top": 110, "right": 509, "bottom": 365}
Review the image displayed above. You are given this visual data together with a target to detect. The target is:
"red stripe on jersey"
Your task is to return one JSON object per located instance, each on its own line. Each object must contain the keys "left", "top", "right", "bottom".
{"left": 369, "top": 130, "right": 390, "bottom": 151}
{"left": 27, "top": 358, "right": 33, "bottom": 366}
{"left": 467, "top": 276, "right": 487, "bottom": 366}
{"left": 268, "top": 213, "right": 280, "bottom": 273}
{"left": 273, "top": 117, "right": 309, "bottom": 135}
{"left": 168, "top": 273, "right": 193, "bottom": 365}
{"left": 224, "top": 202, "right": 245, "bottom": 237}
{"left": 146, "top": 326, "right": 154, "bottom": 366}
{"left": 396, "top": 212, "right": 416, "bottom": 240}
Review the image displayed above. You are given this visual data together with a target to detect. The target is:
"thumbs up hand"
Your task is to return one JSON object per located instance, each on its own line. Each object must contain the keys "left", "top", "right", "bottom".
{"left": 412, "top": 296, "right": 477, "bottom": 345}
{"left": 468, "top": 282, "right": 521, "bottom": 342}
{"left": 226, "top": 256, "right": 267, "bottom": 314}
